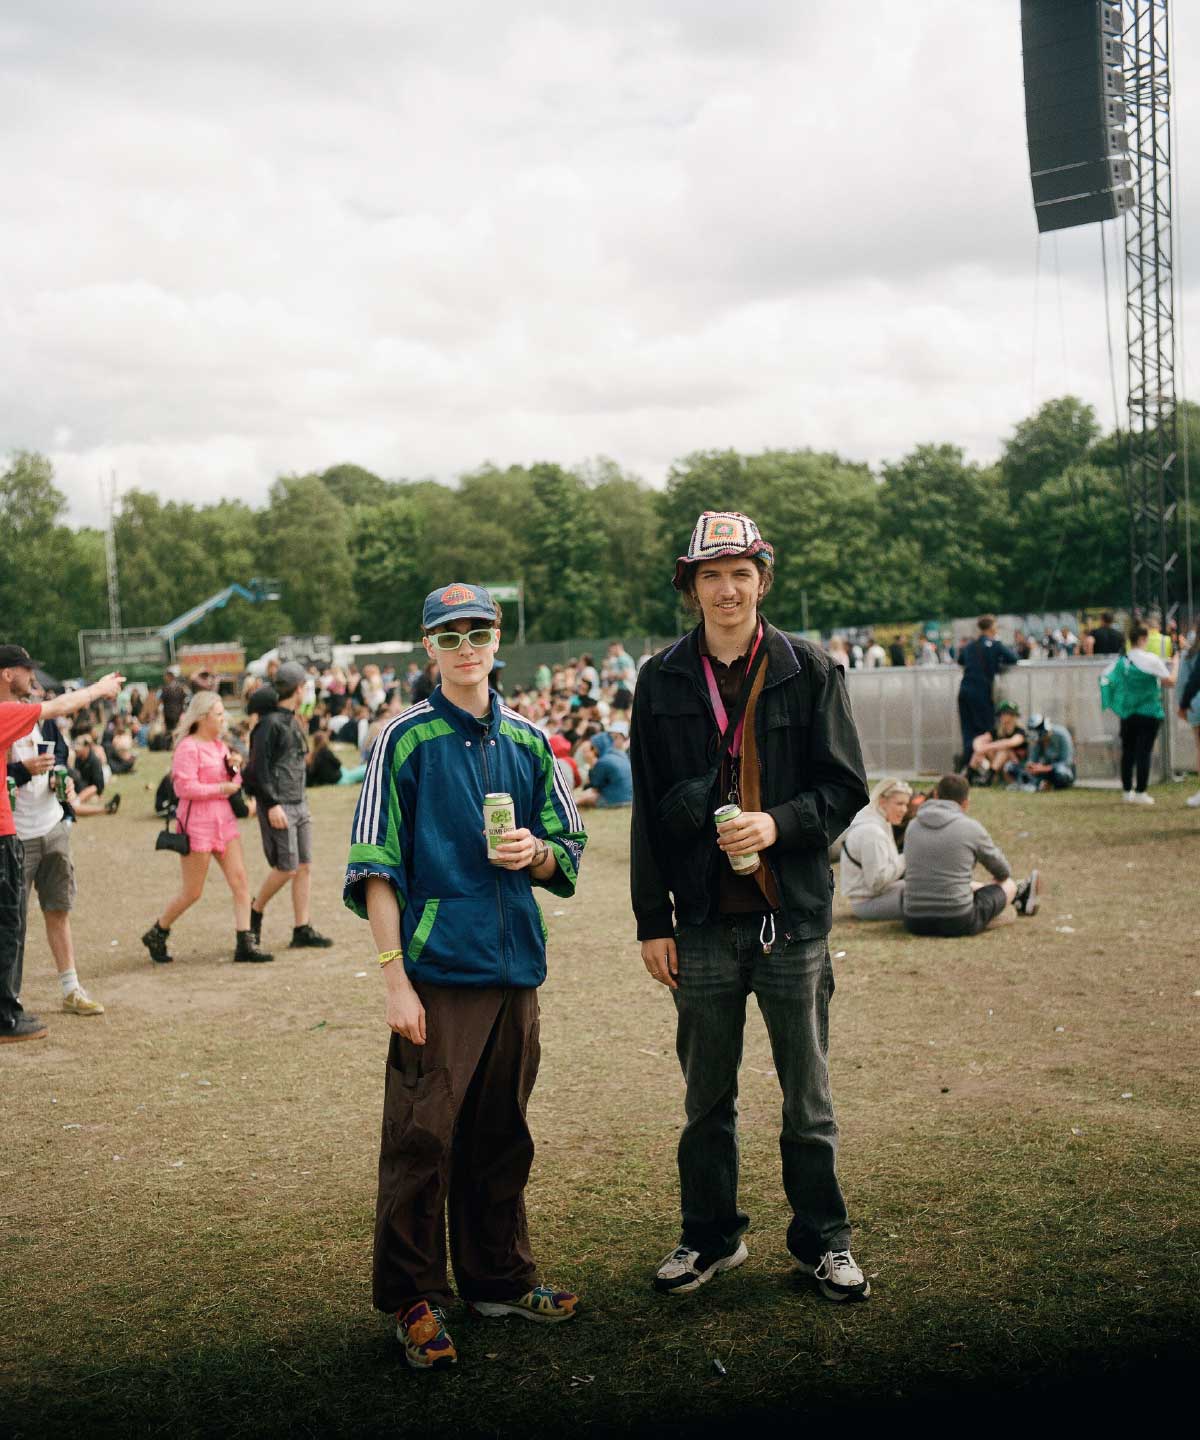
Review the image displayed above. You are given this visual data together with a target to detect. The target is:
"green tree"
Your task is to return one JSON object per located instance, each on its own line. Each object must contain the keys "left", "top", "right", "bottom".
{"left": 742, "top": 451, "right": 884, "bottom": 630}
{"left": 258, "top": 475, "right": 352, "bottom": 635}
{"left": 0, "top": 452, "right": 105, "bottom": 676}
{"left": 576, "top": 458, "right": 664, "bottom": 638}
{"left": 319, "top": 463, "right": 392, "bottom": 510}
{"left": 1006, "top": 463, "right": 1129, "bottom": 612}
{"left": 521, "top": 463, "right": 604, "bottom": 640}
{"left": 1001, "top": 396, "right": 1100, "bottom": 506}
{"left": 349, "top": 489, "right": 449, "bottom": 641}
{"left": 878, "top": 445, "right": 1011, "bottom": 617}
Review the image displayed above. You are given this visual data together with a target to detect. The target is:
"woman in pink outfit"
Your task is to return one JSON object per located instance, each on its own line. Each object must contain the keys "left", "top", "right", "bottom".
{"left": 141, "top": 692, "right": 273, "bottom": 965}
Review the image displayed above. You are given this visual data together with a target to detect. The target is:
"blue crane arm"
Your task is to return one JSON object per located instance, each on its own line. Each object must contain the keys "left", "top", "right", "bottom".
{"left": 159, "top": 583, "right": 261, "bottom": 642}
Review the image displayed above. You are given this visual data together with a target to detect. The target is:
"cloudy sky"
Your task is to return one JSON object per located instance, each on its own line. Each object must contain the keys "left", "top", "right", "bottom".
{"left": 3, "top": 0, "right": 1197, "bottom": 525}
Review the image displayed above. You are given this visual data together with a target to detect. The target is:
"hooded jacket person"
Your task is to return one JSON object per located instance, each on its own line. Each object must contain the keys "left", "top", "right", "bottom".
{"left": 838, "top": 778, "right": 912, "bottom": 921}
{"left": 901, "top": 798, "right": 1011, "bottom": 920}
{"left": 629, "top": 510, "right": 873, "bottom": 1306}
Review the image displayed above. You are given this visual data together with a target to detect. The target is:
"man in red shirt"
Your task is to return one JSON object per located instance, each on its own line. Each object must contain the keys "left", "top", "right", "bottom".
{"left": 1, "top": 645, "right": 123, "bottom": 1042}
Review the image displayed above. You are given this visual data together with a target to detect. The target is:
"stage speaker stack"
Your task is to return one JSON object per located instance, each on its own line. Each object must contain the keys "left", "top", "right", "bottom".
{"left": 1021, "top": 0, "right": 1134, "bottom": 232}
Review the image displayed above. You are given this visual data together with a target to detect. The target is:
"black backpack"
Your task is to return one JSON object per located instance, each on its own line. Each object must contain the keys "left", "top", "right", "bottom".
{"left": 154, "top": 773, "right": 177, "bottom": 816}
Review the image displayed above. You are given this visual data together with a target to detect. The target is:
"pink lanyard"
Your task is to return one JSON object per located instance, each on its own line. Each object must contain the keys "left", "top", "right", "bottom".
{"left": 700, "top": 623, "right": 763, "bottom": 759}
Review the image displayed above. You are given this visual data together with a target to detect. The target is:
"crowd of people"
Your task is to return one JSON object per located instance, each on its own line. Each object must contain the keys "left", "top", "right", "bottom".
{"left": 3, "top": 502, "right": 1197, "bottom": 1379}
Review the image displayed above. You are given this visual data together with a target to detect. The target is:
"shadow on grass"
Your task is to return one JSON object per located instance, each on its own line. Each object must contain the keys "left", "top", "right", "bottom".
{"left": 5, "top": 1296, "right": 1195, "bottom": 1439}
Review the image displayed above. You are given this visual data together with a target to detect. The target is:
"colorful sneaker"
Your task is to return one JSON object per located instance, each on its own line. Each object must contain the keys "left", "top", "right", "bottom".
{"left": 396, "top": 1300, "right": 457, "bottom": 1370}
{"left": 470, "top": 1285, "right": 579, "bottom": 1324}
{"left": 795, "top": 1249, "right": 871, "bottom": 1303}
{"left": 63, "top": 987, "right": 105, "bottom": 1016}
{"left": 653, "top": 1240, "right": 748, "bottom": 1295}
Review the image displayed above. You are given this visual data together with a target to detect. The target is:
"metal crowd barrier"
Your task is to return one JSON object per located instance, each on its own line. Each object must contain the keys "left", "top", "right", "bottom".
{"left": 844, "top": 658, "right": 1190, "bottom": 782}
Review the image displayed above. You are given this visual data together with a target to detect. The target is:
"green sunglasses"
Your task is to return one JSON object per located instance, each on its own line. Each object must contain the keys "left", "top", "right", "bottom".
{"left": 429, "top": 628, "right": 498, "bottom": 652}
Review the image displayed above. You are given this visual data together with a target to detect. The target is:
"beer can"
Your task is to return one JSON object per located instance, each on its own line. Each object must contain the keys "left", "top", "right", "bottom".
{"left": 484, "top": 792, "right": 516, "bottom": 862}
{"left": 714, "top": 802, "right": 760, "bottom": 875}
{"left": 5, "top": 775, "right": 15, "bottom": 810}
{"left": 54, "top": 765, "right": 70, "bottom": 804}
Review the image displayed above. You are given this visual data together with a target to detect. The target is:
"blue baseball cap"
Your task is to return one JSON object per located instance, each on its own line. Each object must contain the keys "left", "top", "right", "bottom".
{"left": 422, "top": 583, "right": 498, "bottom": 630}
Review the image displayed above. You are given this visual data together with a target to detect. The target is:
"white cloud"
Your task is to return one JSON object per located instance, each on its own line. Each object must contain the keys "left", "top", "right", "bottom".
{"left": 2, "top": 0, "right": 1197, "bottom": 525}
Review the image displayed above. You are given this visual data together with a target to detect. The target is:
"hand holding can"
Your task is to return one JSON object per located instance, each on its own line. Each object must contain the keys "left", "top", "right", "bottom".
{"left": 714, "top": 803, "right": 760, "bottom": 875}
{"left": 484, "top": 792, "right": 516, "bottom": 863}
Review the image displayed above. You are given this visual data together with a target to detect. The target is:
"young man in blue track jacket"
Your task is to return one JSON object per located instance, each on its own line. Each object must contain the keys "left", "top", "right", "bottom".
{"left": 344, "top": 583, "right": 586, "bottom": 1372}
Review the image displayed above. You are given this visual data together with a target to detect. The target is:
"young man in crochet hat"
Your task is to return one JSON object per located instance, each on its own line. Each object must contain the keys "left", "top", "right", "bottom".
{"left": 343, "top": 583, "right": 587, "bottom": 1370}
{"left": 629, "top": 513, "right": 873, "bottom": 1302}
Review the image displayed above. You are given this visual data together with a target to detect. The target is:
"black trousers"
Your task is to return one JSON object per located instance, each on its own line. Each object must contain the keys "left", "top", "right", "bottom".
{"left": 0, "top": 834, "right": 29, "bottom": 1026}
{"left": 1119, "top": 714, "right": 1161, "bottom": 792}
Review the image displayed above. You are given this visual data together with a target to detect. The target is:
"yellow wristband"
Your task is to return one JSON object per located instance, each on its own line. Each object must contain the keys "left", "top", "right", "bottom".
{"left": 377, "top": 948, "right": 404, "bottom": 967}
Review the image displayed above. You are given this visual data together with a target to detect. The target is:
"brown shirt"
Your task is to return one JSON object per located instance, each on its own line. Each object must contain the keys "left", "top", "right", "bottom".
{"left": 700, "top": 634, "right": 768, "bottom": 916}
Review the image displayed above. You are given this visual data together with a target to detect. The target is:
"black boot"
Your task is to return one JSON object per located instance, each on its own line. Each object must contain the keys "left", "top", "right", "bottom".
{"left": 249, "top": 906, "right": 264, "bottom": 942}
{"left": 290, "top": 923, "right": 334, "bottom": 949}
{"left": 234, "top": 929, "right": 274, "bottom": 963}
{"left": 142, "top": 921, "right": 173, "bottom": 964}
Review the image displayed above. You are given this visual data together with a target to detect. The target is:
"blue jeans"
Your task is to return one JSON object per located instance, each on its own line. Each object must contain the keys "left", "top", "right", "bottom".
{"left": 1005, "top": 761, "right": 1075, "bottom": 790}
{"left": 670, "top": 918, "right": 850, "bottom": 1264}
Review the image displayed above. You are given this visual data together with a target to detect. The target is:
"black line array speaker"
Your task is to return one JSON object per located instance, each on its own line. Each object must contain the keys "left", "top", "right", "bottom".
{"left": 1021, "top": 0, "right": 1134, "bottom": 232}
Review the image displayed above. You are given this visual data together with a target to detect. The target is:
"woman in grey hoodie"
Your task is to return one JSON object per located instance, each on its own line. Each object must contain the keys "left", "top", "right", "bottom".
{"left": 838, "top": 778, "right": 912, "bottom": 921}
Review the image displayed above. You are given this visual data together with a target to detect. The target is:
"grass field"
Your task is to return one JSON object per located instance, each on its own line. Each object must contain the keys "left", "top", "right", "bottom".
{"left": 2, "top": 750, "right": 1197, "bottom": 1437}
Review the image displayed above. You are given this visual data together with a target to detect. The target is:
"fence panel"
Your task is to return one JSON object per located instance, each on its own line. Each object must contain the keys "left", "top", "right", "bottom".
{"left": 845, "top": 659, "right": 1189, "bottom": 781}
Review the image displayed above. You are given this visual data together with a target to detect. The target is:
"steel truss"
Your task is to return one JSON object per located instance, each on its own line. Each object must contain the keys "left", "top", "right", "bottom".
{"left": 1123, "top": 0, "right": 1179, "bottom": 622}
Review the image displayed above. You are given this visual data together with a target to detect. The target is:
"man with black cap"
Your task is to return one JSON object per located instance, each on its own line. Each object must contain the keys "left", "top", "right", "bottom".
{"left": 244, "top": 661, "right": 333, "bottom": 950}
{"left": 629, "top": 513, "right": 873, "bottom": 1303}
{"left": 0, "top": 645, "right": 123, "bottom": 1042}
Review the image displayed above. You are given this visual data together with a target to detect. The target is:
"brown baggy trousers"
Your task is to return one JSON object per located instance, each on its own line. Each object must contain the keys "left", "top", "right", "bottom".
{"left": 373, "top": 983, "right": 541, "bottom": 1314}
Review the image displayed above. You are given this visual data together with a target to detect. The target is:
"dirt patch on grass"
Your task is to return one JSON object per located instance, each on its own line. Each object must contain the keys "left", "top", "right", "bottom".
{"left": 2, "top": 761, "right": 1197, "bottom": 1434}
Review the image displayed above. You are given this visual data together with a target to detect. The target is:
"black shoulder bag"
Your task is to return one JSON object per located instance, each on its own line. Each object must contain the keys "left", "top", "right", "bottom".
{"left": 654, "top": 640, "right": 770, "bottom": 842}
{"left": 155, "top": 801, "right": 191, "bottom": 856}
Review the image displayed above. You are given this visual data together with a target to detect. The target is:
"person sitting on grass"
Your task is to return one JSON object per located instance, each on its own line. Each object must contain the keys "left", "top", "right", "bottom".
{"left": 575, "top": 731, "right": 632, "bottom": 809}
{"left": 838, "top": 777, "right": 911, "bottom": 921}
{"left": 69, "top": 733, "right": 120, "bottom": 815}
{"left": 305, "top": 731, "right": 343, "bottom": 787}
{"left": 966, "top": 700, "right": 1027, "bottom": 785}
{"left": 1005, "top": 714, "right": 1076, "bottom": 791}
{"left": 901, "top": 773, "right": 1040, "bottom": 937}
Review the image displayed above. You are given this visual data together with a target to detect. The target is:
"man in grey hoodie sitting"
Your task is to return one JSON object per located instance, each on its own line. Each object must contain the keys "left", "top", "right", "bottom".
{"left": 902, "top": 773, "right": 1039, "bottom": 937}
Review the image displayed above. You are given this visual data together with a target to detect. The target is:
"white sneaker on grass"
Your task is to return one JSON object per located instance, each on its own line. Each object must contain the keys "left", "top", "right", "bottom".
{"left": 1187, "top": 791, "right": 1200, "bottom": 808}
{"left": 795, "top": 1249, "right": 871, "bottom": 1303}
{"left": 1128, "top": 790, "right": 1155, "bottom": 806}
{"left": 653, "top": 1240, "right": 748, "bottom": 1295}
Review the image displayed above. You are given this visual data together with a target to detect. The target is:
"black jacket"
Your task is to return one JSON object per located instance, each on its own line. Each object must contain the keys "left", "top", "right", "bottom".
{"left": 247, "top": 695, "right": 308, "bottom": 808}
{"left": 629, "top": 622, "right": 869, "bottom": 942}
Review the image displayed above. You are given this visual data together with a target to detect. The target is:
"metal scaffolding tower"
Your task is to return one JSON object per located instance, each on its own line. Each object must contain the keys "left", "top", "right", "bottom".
{"left": 1123, "top": 0, "right": 1179, "bottom": 622}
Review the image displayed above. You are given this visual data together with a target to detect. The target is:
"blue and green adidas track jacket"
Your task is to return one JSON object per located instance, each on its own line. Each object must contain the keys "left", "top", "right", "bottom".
{"left": 343, "top": 686, "right": 586, "bottom": 988}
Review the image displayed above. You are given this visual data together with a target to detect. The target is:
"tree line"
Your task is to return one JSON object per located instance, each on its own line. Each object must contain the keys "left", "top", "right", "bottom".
{"left": 4, "top": 395, "right": 1198, "bottom": 678}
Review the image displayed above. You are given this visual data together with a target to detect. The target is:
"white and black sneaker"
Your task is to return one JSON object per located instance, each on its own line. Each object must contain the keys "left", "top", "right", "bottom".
{"left": 795, "top": 1249, "right": 871, "bottom": 1303}
{"left": 653, "top": 1240, "right": 748, "bottom": 1295}
{"left": 1015, "top": 869, "right": 1040, "bottom": 916}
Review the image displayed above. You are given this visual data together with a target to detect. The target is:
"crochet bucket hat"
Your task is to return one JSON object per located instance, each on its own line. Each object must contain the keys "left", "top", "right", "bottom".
{"left": 673, "top": 511, "right": 774, "bottom": 591}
